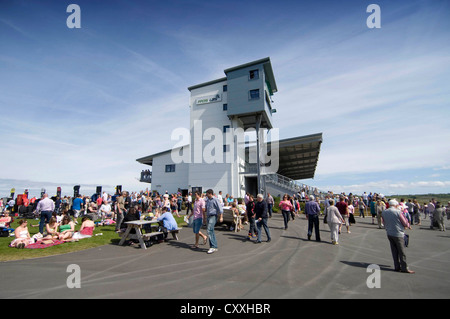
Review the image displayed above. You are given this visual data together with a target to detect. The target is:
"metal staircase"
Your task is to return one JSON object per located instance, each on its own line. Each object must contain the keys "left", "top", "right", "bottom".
{"left": 264, "top": 173, "right": 324, "bottom": 199}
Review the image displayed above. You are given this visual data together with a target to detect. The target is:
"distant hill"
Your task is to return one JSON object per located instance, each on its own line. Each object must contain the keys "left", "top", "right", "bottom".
{"left": 387, "top": 193, "right": 450, "bottom": 204}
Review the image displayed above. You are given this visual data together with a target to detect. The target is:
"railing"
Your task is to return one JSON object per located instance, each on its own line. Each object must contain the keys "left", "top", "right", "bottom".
{"left": 265, "top": 173, "right": 325, "bottom": 198}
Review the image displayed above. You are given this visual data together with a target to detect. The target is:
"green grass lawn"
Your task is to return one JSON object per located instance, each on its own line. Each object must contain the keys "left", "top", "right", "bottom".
{"left": 0, "top": 215, "right": 188, "bottom": 262}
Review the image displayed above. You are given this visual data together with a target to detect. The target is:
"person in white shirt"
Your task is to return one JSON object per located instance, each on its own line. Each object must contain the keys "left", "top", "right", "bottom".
{"left": 99, "top": 201, "right": 112, "bottom": 222}
{"left": 217, "top": 191, "right": 224, "bottom": 207}
{"left": 36, "top": 194, "right": 55, "bottom": 234}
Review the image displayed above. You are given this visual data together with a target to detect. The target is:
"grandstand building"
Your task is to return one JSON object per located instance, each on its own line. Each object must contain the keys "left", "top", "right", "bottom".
{"left": 137, "top": 57, "right": 323, "bottom": 197}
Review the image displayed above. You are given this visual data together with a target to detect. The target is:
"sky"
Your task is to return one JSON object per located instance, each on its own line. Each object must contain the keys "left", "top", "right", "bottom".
{"left": 0, "top": 0, "right": 449, "bottom": 198}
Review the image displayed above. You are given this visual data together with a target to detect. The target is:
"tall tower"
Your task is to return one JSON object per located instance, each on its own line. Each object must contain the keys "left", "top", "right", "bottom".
{"left": 187, "top": 57, "right": 277, "bottom": 197}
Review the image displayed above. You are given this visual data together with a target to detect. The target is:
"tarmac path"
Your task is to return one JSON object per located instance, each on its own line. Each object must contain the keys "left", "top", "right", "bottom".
{"left": 1, "top": 213, "right": 449, "bottom": 299}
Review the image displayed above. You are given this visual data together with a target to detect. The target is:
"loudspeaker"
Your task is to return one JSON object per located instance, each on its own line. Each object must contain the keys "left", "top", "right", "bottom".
{"left": 73, "top": 185, "right": 80, "bottom": 197}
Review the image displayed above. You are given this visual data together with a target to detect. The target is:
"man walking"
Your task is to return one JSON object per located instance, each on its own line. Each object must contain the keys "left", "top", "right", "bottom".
{"left": 336, "top": 196, "right": 350, "bottom": 233}
{"left": 36, "top": 193, "right": 55, "bottom": 235}
{"left": 205, "top": 189, "right": 223, "bottom": 254}
{"left": 255, "top": 194, "right": 271, "bottom": 243}
{"left": 305, "top": 195, "right": 321, "bottom": 242}
{"left": 382, "top": 199, "right": 415, "bottom": 274}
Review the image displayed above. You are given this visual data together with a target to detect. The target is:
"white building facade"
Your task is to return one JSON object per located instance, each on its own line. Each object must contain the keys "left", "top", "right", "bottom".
{"left": 137, "top": 58, "right": 323, "bottom": 198}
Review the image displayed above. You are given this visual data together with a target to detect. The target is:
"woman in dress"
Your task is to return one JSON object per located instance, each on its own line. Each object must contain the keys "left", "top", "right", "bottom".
{"left": 10, "top": 219, "right": 34, "bottom": 248}
{"left": 72, "top": 216, "right": 95, "bottom": 240}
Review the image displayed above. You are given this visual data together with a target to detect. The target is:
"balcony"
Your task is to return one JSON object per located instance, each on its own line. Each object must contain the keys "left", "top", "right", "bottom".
{"left": 139, "top": 170, "right": 152, "bottom": 183}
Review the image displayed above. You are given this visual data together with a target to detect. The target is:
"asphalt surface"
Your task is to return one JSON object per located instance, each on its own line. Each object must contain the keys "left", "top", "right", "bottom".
{"left": 1, "top": 212, "right": 449, "bottom": 299}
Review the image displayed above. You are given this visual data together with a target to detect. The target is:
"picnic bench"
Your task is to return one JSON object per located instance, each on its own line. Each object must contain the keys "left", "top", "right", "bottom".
{"left": 118, "top": 220, "right": 159, "bottom": 250}
{"left": 118, "top": 220, "right": 182, "bottom": 249}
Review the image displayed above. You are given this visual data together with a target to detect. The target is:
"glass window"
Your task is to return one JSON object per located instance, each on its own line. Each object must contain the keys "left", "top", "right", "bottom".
{"left": 165, "top": 164, "right": 176, "bottom": 173}
{"left": 223, "top": 85, "right": 227, "bottom": 92}
{"left": 223, "top": 103, "right": 227, "bottom": 111}
{"left": 249, "top": 89, "right": 260, "bottom": 100}
{"left": 249, "top": 69, "right": 259, "bottom": 80}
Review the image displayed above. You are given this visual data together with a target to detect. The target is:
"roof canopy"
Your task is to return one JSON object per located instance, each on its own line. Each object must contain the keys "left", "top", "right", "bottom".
{"left": 274, "top": 133, "right": 322, "bottom": 180}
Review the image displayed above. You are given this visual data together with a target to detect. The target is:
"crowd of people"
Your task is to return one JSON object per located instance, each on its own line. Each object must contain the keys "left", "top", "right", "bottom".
{"left": 2, "top": 188, "right": 449, "bottom": 272}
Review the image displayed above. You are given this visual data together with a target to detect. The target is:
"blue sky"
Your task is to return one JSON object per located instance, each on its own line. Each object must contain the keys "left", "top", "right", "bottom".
{"left": 0, "top": 0, "right": 449, "bottom": 198}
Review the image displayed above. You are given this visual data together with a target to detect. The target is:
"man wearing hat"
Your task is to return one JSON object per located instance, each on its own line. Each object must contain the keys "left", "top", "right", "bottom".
{"left": 382, "top": 199, "right": 415, "bottom": 274}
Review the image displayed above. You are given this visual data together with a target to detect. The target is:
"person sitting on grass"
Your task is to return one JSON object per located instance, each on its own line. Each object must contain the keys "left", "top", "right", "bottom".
{"left": 58, "top": 215, "right": 75, "bottom": 241}
{"left": 72, "top": 217, "right": 95, "bottom": 240}
{"left": 99, "top": 200, "right": 113, "bottom": 224}
{"left": 9, "top": 220, "right": 33, "bottom": 249}
{"left": 86, "top": 202, "right": 99, "bottom": 221}
{"left": 156, "top": 206, "right": 178, "bottom": 241}
{"left": 0, "top": 211, "right": 14, "bottom": 234}
{"left": 45, "top": 217, "right": 60, "bottom": 239}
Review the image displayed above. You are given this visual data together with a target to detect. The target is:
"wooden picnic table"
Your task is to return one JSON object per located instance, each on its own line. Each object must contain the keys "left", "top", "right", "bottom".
{"left": 118, "top": 219, "right": 160, "bottom": 249}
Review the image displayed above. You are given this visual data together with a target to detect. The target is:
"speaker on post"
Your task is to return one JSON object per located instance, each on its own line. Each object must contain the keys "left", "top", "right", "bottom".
{"left": 73, "top": 185, "right": 80, "bottom": 197}
{"left": 96, "top": 186, "right": 102, "bottom": 195}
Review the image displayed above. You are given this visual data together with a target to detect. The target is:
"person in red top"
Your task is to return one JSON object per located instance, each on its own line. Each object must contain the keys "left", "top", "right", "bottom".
{"left": 96, "top": 195, "right": 103, "bottom": 207}
{"left": 279, "top": 194, "right": 294, "bottom": 230}
{"left": 336, "top": 197, "right": 350, "bottom": 234}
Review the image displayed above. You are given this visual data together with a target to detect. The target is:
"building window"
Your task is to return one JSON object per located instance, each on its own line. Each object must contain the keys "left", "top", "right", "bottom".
{"left": 223, "top": 103, "right": 227, "bottom": 111}
{"left": 223, "top": 125, "right": 230, "bottom": 133}
{"left": 249, "top": 69, "right": 259, "bottom": 80}
{"left": 249, "top": 89, "right": 260, "bottom": 100}
{"left": 223, "top": 85, "right": 227, "bottom": 92}
{"left": 165, "top": 164, "right": 176, "bottom": 173}
{"left": 223, "top": 145, "right": 230, "bottom": 152}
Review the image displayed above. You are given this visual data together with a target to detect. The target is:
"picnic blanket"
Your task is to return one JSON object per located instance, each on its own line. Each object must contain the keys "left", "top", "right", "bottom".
{"left": 26, "top": 239, "right": 64, "bottom": 249}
